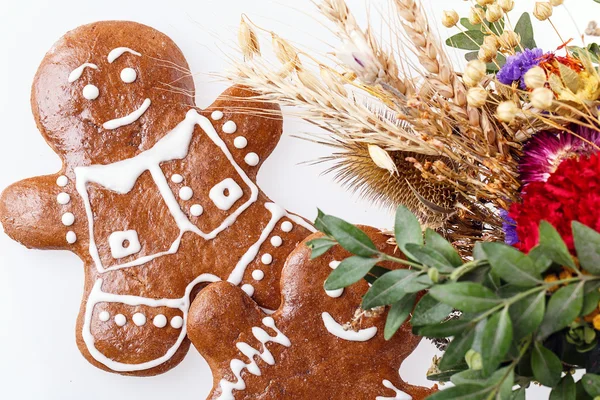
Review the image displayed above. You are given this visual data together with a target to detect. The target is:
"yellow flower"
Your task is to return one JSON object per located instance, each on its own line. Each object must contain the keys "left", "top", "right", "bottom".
{"left": 593, "top": 314, "right": 600, "bottom": 331}
{"left": 544, "top": 273, "right": 559, "bottom": 292}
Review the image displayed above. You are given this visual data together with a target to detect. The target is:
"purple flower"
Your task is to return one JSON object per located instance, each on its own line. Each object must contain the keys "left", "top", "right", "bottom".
{"left": 497, "top": 48, "right": 544, "bottom": 89}
{"left": 500, "top": 208, "right": 519, "bottom": 246}
{"left": 519, "top": 126, "right": 600, "bottom": 185}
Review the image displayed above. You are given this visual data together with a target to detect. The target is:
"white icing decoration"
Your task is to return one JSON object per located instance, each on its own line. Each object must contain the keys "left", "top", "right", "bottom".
{"left": 99, "top": 311, "right": 110, "bottom": 322}
{"left": 108, "top": 230, "right": 141, "bottom": 259}
{"left": 56, "top": 175, "right": 68, "bottom": 187}
{"left": 211, "top": 110, "right": 223, "bottom": 120}
{"left": 57, "top": 192, "right": 71, "bottom": 205}
{"left": 82, "top": 274, "right": 219, "bottom": 372}
{"left": 120, "top": 67, "right": 137, "bottom": 83}
{"left": 170, "top": 316, "right": 183, "bottom": 329}
{"left": 251, "top": 270, "right": 264, "bottom": 281}
{"left": 270, "top": 236, "right": 282, "bottom": 247}
{"left": 179, "top": 186, "right": 193, "bottom": 201}
{"left": 281, "top": 221, "right": 293, "bottom": 232}
{"left": 103, "top": 98, "right": 151, "bottom": 130}
{"left": 114, "top": 314, "right": 127, "bottom": 327}
{"left": 376, "top": 380, "right": 413, "bottom": 400}
{"left": 171, "top": 174, "right": 183, "bottom": 183}
{"left": 233, "top": 136, "right": 247, "bottom": 149}
{"left": 217, "top": 317, "right": 291, "bottom": 399}
{"left": 68, "top": 63, "right": 98, "bottom": 83}
{"left": 241, "top": 284, "right": 255, "bottom": 297}
{"left": 222, "top": 121, "right": 237, "bottom": 134}
{"left": 329, "top": 260, "right": 341, "bottom": 269}
{"left": 321, "top": 312, "right": 377, "bottom": 341}
{"left": 325, "top": 287, "right": 344, "bottom": 298}
{"left": 132, "top": 313, "right": 146, "bottom": 327}
{"left": 66, "top": 231, "right": 77, "bottom": 244}
{"left": 107, "top": 47, "right": 142, "bottom": 63}
{"left": 261, "top": 253, "right": 272, "bottom": 265}
{"left": 209, "top": 178, "right": 243, "bottom": 211}
{"left": 153, "top": 314, "right": 167, "bottom": 328}
{"left": 83, "top": 84, "right": 99, "bottom": 100}
{"left": 190, "top": 204, "right": 203, "bottom": 216}
{"left": 244, "top": 152, "right": 259, "bottom": 166}
{"left": 62, "top": 212, "right": 75, "bottom": 226}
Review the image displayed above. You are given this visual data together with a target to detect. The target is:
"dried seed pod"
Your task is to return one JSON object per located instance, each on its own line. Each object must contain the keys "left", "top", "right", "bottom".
{"left": 524, "top": 66, "right": 547, "bottom": 89}
{"left": 497, "top": 101, "right": 518, "bottom": 123}
{"left": 467, "top": 86, "right": 488, "bottom": 108}
{"left": 499, "top": 30, "right": 520, "bottom": 50}
{"left": 319, "top": 67, "right": 347, "bottom": 97}
{"left": 530, "top": 87, "right": 554, "bottom": 109}
{"left": 442, "top": 10, "right": 459, "bottom": 28}
{"left": 464, "top": 60, "right": 487, "bottom": 86}
{"left": 478, "top": 45, "right": 497, "bottom": 63}
{"left": 486, "top": 4, "right": 504, "bottom": 23}
{"left": 367, "top": 145, "right": 397, "bottom": 174}
{"left": 534, "top": 2, "right": 553, "bottom": 21}
{"left": 272, "top": 34, "right": 299, "bottom": 67}
{"left": 238, "top": 17, "right": 260, "bottom": 60}
{"left": 498, "top": 0, "right": 515, "bottom": 12}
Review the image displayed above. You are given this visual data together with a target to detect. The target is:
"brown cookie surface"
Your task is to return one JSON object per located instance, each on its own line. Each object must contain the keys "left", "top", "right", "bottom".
{"left": 0, "top": 21, "right": 312, "bottom": 376}
{"left": 188, "top": 227, "right": 436, "bottom": 399}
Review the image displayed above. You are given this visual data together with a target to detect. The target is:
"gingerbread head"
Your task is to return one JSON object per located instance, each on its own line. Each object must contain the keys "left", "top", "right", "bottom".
{"left": 188, "top": 227, "right": 436, "bottom": 399}
{"left": 0, "top": 21, "right": 313, "bottom": 376}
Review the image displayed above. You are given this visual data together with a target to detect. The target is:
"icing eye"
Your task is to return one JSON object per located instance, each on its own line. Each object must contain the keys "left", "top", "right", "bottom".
{"left": 82, "top": 84, "right": 99, "bottom": 100}
{"left": 120, "top": 67, "right": 137, "bottom": 83}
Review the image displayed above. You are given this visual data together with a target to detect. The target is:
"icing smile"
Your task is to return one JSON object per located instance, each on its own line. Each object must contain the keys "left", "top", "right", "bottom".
{"left": 103, "top": 98, "right": 151, "bottom": 130}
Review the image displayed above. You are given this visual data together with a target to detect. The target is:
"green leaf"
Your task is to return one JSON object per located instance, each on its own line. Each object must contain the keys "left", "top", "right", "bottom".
{"left": 451, "top": 369, "right": 487, "bottom": 386}
{"left": 405, "top": 243, "right": 454, "bottom": 272}
{"left": 324, "top": 256, "right": 379, "bottom": 290}
{"left": 514, "top": 13, "right": 537, "bottom": 49}
{"left": 321, "top": 215, "right": 379, "bottom": 257}
{"left": 314, "top": 209, "right": 330, "bottom": 235}
{"left": 538, "top": 282, "right": 585, "bottom": 340}
{"left": 460, "top": 18, "right": 480, "bottom": 31}
{"left": 426, "top": 384, "right": 493, "bottom": 400}
{"left": 539, "top": 221, "right": 576, "bottom": 269}
{"left": 582, "top": 283, "right": 600, "bottom": 316}
{"left": 481, "top": 307, "right": 513, "bottom": 376}
{"left": 496, "top": 367, "right": 515, "bottom": 400}
{"left": 394, "top": 206, "right": 423, "bottom": 257}
{"left": 429, "top": 282, "right": 502, "bottom": 313}
{"left": 582, "top": 373, "right": 600, "bottom": 396}
{"left": 446, "top": 31, "right": 485, "bottom": 50}
{"left": 427, "top": 363, "right": 469, "bottom": 382}
{"left": 425, "top": 228, "right": 462, "bottom": 267}
{"left": 550, "top": 375, "right": 576, "bottom": 400}
{"left": 473, "top": 242, "right": 487, "bottom": 261}
{"left": 482, "top": 242, "right": 541, "bottom": 287}
{"left": 576, "top": 379, "right": 594, "bottom": 400}
{"left": 573, "top": 221, "right": 600, "bottom": 274}
{"left": 384, "top": 293, "right": 417, "bottom": 340}
{"left": 411, "top": 293, "right": 453, "bottom": 327}
{"left": 362, "top": 270, "right": 426, "bottom": 309}
{"left": 439, "top": 328, "right": 476, "bottom": 370}
{"left": 509, "top": 291, "right": 545, "bottom": 340}
{"left": 417, "top": 318, "right": 475, "bottom": 338}
{"left": 531, "top": 342, "right": 563, "bottom": 387}
{"left": 529, "top": 245, "right": 553, "bottom": 275}
{"left": 306, "top": 238, "right": 336, "bottom": 259}
{"left": 510, "top": 387, "right": 526, "bottom": 400}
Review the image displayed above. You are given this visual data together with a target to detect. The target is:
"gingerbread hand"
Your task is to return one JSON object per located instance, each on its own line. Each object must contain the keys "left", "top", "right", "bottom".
{"left": 188, "top": 227, "right": 436, "bottom": 400}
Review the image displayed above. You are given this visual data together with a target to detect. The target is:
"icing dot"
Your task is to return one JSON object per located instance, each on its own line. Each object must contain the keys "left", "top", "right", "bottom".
{"left": 270, "top": 236, "right": 283, "bottom": 247}
{"left": 325, "top": 287, "right": 344, "bottom": 298}
{"left": 261, "top": 253, "right": 273, "bottom": 265}
{"left": 211, "top": 110, "right": 223, "bottom": 120}
{"left": 252, "top": 270, "right": 265, "bottom": 281}
{"left": 190, "top": 204, "right": 203, "bottom": 216}
{"left": 56, "top": 175, "right": 68, "bottom": 187}
{"left": 171, "top": 174, "right": 183, "bottom": 183}
{"left": 82, "top": 84, "right": 99, "bottom": 100}
{"left": 179, "top": 186, "right": 193, "bottom": 201}
{"left": 222, "top": 121, "right": 237, "bottom": 134}
{"left": 57, "top": 192, "right": 70, "bottom": 205}
{"left": 244, "top": 152, "right": 260, "bottom": 166}
{"left": 170, "top": 316, "right": 183, "bottom": 329}
{"left": 66, "top": 231, "right": 77, "bottom": 244}
{"left": 241, "top": 284, "right": 255, "bottom": 297}
{"left": 329, "top": 260, "right": 341, "bottom": 269}
{"left": 99, "top": 311, "right": 110, "bottom": 322}
{"left": 114, "top": 314, "right": 127, "bottom": 327}
{"left": 153, "top": 314, "right": 167, "bottom": 328}
{"left": 61, "top": 212, "right": 75, "bottom": 226}
{"left": 281, "top": 221, "right": 293, "bottom": 232}
{"left": 120, "top": 67, "right": 137, "bottom": 83}
{"left": 132, "top": 313, "right": 146, "bottom": 326}
{"left": 233, "top": 136, "right": 247, "bottom": 149}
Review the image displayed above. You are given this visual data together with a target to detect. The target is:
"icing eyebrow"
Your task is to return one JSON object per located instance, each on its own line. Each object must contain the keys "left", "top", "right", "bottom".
{"left": 68, "top": 63, "right": 98, "bottom": 83}
{"left": 107, "top": 47, "right": 142, "bottom": 63}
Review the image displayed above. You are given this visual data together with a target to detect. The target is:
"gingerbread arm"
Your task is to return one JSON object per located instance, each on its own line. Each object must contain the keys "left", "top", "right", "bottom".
{"left": 204, "top": 85, "right": 283, "bottom": 181}
{"left": 0, "top": 173, "right": 80, "bottom": 250}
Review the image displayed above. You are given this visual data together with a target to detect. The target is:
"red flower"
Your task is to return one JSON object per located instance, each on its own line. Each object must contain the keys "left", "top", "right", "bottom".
{"left": 509, "top": 153, "right": 600, "bottom": 253}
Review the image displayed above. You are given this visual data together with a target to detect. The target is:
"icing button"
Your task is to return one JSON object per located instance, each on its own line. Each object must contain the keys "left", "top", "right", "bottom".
{"left": 120, "top": 67, "right": 137, "bottom": 83}
{"left": 61, "top": 212, "right": 75, "bottom": 226}
{"left": 222, "top": 121, "right": 237, "bottom": 134}
{"left": 270, "top": 236, "right": 283, "bottom": 247}
{"left": 114, "top": 314, "right": 127, "bottom": 327}
{"left": 179, "top": 186, "right": 193, "bottom": 201}
{"left": 57, "top": 192, "right": 70, "bottom": 205}
{"left": 83, "top": 84, "right": 99, "bottom": 100}
{"left": 132, "top": 313, "right": 147, "bottom": 326}
{"left": 261, "top": 253, "right": 273, "bottom": 265}
{"left": 99, "top": 311, "right": 110, "bottom": 322}
{"left": 56, "top": 175, "right": 68, "bottom": 187}
{"left": 66, "top": 231, "right": 77, "bottom": 244}
{"left": 211, "top": 110, "right": 224, "bottom": 120}
{"left": 170, "top": 316, "right": 184, "bottom": 329}
{"left": 190, "top": 204, "right": 204, "bottom": 216}
{"left": 281, "top": 221, "right": 293, "bottom": 232}
{"left": 329, "top": 260, "right": 341, "bottom": 269}
{"left": 244, "top": 152, "right": 259, "bottom": 166}
{"left": 234, "top": 136, "right": 247, "bottom": 149}
{"left": 153, "top": 314, "right": 167, "bottom": 328}
{"left": 171, "top": 174, "right": 183, "bottom": 183}
{"left": 252, "top": 270, "right": 265, "bottom": 281}
{"left": 241, "top": 284, "right": 255, "bottom": 297}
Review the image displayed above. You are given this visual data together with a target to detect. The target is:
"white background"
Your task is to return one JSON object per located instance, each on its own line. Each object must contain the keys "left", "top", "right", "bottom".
{"left": 0, "top": 0, "right": 595, "bottom": 398}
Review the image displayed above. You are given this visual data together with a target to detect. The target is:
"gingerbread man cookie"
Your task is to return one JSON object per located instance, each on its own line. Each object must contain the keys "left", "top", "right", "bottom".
{"left": 0, "top": 21, "right": 313, "bottom": 376}
{"left": 188, "top": 227, "right": 436, "bottom": 399}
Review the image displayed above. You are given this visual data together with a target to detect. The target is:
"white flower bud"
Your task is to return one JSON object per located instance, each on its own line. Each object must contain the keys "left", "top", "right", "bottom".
{"left": 442, "top": 10, "right": 459, "bottom": 28}
{"left": 469, "top": 7, "right": 483, "bottom": 25}
{"left": 497, "top": 101, "right": 518, "bottom": 123}
{"left": 530, "top": 87, "right": 554, "bottom": 109}
{"left": 549, "top": 0, "right": 564, "bottom": 6}
{"left": 467, "top": 86, "right": 489, "bottom": 108}
{"left": 486, "top": 4, "right": 504, "bottom": 23}
{"left": 465, "top": 60, "right": 487, "bottom": 86}
{"left": 499, "top": 30, "right": 520, "bottom": 50}
{"left": 368, "top": 145, "right": 397, "bottom": 174}
{"left": 534, "top": 2, "right": 553, "bottom": 21}
{"left": 524, "top": 66, "right": 547, "bottom": 89}
{"left": 478, "top": 45, "right": 497, "bottom": 63}
{"left": 498, "top": 0, "right": 515, "bottom": 12}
